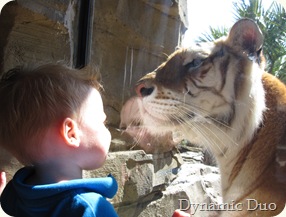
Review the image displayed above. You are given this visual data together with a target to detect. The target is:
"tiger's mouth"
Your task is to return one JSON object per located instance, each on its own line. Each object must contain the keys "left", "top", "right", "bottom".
{"left": 170, "top": 112, "right": 196, "bottom": 123}
{"left": 119, "top": 97, "right": 178, "bottom": 153}
{"left": 142, "top": 105, "right": 197, "bottom": 127}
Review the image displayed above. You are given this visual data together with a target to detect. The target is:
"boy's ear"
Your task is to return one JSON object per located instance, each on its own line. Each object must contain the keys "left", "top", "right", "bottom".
{"left": 61, "top": 118, "right": 81, "bottom": 148}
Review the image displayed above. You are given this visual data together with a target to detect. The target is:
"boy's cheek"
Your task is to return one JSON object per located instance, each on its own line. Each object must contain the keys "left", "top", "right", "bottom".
{"left": 98, "top": 127, "right": 112, "bottom": 145}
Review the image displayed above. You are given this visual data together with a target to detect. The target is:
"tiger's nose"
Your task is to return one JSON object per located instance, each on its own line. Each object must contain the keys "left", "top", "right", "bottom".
{"left": 135, "top": 83, "right": 154, "bottom": 97}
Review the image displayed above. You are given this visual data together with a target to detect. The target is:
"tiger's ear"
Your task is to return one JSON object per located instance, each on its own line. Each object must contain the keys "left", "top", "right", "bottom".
{"left": 226, "top": 18, "right": 263, "bottom": 54}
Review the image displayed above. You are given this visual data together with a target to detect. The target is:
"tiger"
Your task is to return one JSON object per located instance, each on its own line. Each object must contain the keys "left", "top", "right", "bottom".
{"left": 120, "top": 19, "right": 286, "bottom": 216}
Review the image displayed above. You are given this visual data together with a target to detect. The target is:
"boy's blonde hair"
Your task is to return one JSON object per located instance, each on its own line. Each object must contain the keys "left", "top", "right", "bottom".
{"left": 0, "top": 64, "right": 101, "bottom": 165}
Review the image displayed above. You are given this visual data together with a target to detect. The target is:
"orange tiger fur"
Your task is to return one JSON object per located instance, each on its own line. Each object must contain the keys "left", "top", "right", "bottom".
{"left": 121, "top": 19, "right": 286, "bottom": 216}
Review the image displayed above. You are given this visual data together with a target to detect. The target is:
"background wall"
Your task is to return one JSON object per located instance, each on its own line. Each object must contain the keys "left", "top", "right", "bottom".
{"left": 0, "top": 0, "right": 185, "bottom": 153}
{"left": 0, "top": 0, "right": 73, "bottom": 181}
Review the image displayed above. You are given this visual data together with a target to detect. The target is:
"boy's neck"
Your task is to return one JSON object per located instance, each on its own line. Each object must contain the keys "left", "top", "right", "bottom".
{"left": 26, "top": 160, "right": 82, "bottom": 185}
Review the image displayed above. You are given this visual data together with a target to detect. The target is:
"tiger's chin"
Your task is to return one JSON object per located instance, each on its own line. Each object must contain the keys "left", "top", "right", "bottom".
{"left": 120, "top": 96, "right": 179, "bottom": 153}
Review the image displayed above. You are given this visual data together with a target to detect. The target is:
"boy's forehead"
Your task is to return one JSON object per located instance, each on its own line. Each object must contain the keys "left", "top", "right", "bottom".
{"left": 85, "top": 88, "right": 103, "bottom": 108}
{"left": 88, "top": 88, "right": 102, "bottom": 101}
{"left": 79, "top": 88, "right": 105, "bottom": 122}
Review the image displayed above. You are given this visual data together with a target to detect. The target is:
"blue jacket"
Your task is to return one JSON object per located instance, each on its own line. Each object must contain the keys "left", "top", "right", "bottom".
{"left": 1, "top": 167, "right": 118, "bottom": 217}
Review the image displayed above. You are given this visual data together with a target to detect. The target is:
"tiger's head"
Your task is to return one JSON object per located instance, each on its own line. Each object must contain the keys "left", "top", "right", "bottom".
{"left": 121, "top": 19, "right": 266, "bottom": 155}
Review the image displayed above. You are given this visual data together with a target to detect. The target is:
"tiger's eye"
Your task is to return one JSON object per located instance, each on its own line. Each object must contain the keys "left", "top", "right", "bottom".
{"left": 193, "top": 59, "right": 202, "bottom": 67}
{"left": 185, "top": 58, "right": 204, "bottom": 69}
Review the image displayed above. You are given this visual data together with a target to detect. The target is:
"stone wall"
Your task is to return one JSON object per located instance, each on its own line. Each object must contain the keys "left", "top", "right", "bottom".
{"left": 86, "top": 147, "right": 221, "bottom": 217}
{"left": 91, "top": 0, "right": 184, "bottom": 134}
{"left": 0, "top": 1, "right": 221, "bottom": 217}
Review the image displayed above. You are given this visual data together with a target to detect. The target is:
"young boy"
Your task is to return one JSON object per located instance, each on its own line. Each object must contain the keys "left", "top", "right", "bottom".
{"left": 0, "top": 64, "right": 118, "bottom": 217}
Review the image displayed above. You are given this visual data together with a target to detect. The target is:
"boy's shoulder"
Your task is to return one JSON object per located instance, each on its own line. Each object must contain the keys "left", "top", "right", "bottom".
{"left": 70, "top": 176, "right": 119, "bottom": 217}
{"left": 1, "top": 167, "right": 118, "bottom": 217}
{"left": 72, "top": 192, "right": 118, "bottom": 217}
